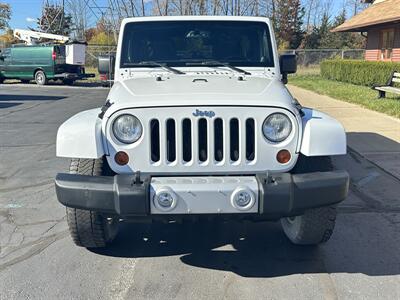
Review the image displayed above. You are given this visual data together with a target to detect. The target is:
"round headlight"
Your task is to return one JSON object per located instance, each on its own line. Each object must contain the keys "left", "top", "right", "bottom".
{"left": 112, "top": 114, "right": 142, "bottom": 144}
{"left": 262, "top": 113, "right": 292, "bottom": 142}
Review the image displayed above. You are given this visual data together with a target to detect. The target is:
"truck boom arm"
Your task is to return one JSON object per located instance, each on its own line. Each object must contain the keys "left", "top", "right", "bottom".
{"left": 14, "top": 29, "right": 69, "bottom": 45}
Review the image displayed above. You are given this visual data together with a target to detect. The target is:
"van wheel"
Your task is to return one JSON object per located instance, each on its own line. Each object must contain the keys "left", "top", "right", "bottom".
{"left": 0, "top": 77, "right": 4, "bottom": 84}
{"left": 35, "top": 70, "right": 48, "bottom": 85}
{"left": 66, "top": 158, "right": 119, "bottom": 248}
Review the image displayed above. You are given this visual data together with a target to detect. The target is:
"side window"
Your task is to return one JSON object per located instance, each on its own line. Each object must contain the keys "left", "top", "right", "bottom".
{"left": 2, "top": 48, "right": 11, "bottom": 59}
{"left": 55, "top": 46, "right": 65, "bottom": 57}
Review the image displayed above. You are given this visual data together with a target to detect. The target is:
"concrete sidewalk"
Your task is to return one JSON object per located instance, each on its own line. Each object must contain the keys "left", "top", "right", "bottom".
{"left": 288, "top": 85, "right": 400, "bottom": 179}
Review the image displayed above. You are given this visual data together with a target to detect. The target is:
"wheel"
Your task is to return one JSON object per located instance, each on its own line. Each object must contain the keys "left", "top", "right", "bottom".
{"left": 63, "top": 78, "right": 75, "bottom": 85}
{"left": 21, "top": 79, "right": 30, "bottom": 84}
{"left": 281, "top": 207, "right": 337, "bottom": 245}
{"left": 281, "top": 155, "right": 337, "bottom": 245}
{"left": 66, "top": 158, "right": 119, "bottom": 248}
{"left": 0, "top": 77, "right": 4, "bottom": 84}
{"left": 34, "top": 70, "right": 48, "bottom": 85}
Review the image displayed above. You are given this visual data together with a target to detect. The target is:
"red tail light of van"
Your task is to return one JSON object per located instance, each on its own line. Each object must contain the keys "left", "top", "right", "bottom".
{"left": 100, "top": 74, "right": 108, "bottom": 81}
{"left": 52, "top": 51, "right": 57, "bottom": 61}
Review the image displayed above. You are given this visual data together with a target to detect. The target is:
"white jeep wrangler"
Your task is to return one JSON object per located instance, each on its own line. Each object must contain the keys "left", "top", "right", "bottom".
{"left": 55, "top": 16, "right": 349, "bottom": 248}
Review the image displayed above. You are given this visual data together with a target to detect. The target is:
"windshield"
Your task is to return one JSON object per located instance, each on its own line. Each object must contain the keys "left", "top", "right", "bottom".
{"left": 120, "top": 21, "right": 275, "bottom": 68}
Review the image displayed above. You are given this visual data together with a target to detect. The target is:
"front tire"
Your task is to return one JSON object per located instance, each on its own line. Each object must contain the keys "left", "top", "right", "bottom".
{"left": 281, "top": 155, "right": 337, "bottom": 245}
{"left": 66, "top": 158, "right": 119, "bottom": 248}
{"left": 281, "top": 206, "right": 337, "bottom": 245}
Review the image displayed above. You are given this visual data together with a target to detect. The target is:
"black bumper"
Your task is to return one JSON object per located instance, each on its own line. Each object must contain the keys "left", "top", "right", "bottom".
{"left": 55, "top": 171, "right": 349, "bottom": 219}
{"left": 54, "top": 73, "right": 96, "bottom": 79}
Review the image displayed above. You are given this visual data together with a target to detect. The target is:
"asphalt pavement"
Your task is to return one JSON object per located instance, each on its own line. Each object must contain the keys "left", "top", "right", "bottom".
{"left": 0, "top": 83, "right": 399, "bottom": 300}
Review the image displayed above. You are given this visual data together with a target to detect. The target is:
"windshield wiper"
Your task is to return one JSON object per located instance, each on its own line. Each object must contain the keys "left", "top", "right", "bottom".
{"left": 186, "top": 60, "right": 251, "bottom": 75}
{"left": 124, "top": 61, "right": 185, "bottom": 75}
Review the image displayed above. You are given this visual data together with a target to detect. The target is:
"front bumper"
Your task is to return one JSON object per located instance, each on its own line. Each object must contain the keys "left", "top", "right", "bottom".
{"left": 55, "top": 171, "right": 349, "bottom": 220}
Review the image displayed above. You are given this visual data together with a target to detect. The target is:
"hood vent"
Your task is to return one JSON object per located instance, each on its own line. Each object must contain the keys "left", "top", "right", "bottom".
{"left": 191, "top": 71, "right": 231, "bottom": 75}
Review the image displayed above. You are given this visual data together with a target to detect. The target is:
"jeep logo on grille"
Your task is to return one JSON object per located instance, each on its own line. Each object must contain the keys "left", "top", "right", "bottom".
{"left": 192, "top": 109, "right": 216, "bottom": 118}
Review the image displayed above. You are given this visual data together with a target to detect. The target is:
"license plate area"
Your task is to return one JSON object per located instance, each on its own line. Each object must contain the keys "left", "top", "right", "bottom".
{"left": 150, "top": 176, "right": 259, "bottom": 214}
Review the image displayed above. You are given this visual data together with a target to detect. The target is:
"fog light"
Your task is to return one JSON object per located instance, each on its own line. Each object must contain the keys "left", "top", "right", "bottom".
{"left": 115, "top": 151, "right": 129, "bottom": 165}
{"left": 231, "top": 187, "right": 255, "bottom": 211}
{"left": 276, "top": 149, "right": 291, "bottom": 164}
{"left": 153, "top": 187, "right": 177, "bottom": 211}
{"left": 158, "top": 193, "right": 173, "bottom": 207}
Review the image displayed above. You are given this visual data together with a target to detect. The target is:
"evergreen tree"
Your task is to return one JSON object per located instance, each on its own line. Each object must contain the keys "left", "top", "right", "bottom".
{"left": 302, "top": 26, "right": 321, "bottom": 49}
{"left": 318, "top": 13, "right": 332, "bottom": 48}
{"left": 273, "top": 0, "right": 305, "bottom": 49}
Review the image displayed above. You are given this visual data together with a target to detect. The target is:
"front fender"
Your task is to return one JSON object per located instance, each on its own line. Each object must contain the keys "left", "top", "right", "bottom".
{"left": 56, "top": 108, "right": 105, "bottom": 159}
{"left": 300, "top": 108, "right": 346, "bottom": 156}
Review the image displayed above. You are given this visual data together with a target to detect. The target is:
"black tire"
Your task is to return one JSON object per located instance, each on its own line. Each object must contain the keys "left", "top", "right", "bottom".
{"left": 281, "top": 155, "right": 337, "bottom": 245}
{"left": 63, "top": 79, "right": 75, "bottom": 85}
{"left": 0, "top": 77, "right": 4, "bottom": 84}
{"left": 34, "top": 70, "right": 48, "bottom": 85}
{"left": 66, "top": 158, "right": 119, "bottom": 248}
{"left": 281, "top": 207, "right": 337, "bottom": 245}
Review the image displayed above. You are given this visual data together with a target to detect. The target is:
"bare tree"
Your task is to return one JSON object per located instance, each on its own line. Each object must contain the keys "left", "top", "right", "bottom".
{"left": 66, "top": 0, "right": 90, "bottom": 39}
{"left": 0, "top": 2, "right": 11, "bottom": 30}
{"left": 345, "top": 0, "right": 369, "bottom": 17}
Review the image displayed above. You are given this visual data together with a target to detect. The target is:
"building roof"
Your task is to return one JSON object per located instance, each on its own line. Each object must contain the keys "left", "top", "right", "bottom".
{"left": 332, "top": 0, "right": 400, "bottom": 32}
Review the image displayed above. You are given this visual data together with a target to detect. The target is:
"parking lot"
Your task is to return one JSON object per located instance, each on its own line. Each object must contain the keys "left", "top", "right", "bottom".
{"left": 0, "top": 84, "right": 399, "bottom": 299}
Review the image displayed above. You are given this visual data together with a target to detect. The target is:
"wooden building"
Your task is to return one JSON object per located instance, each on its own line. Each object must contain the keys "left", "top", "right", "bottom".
{"left": 333, "top": 0, "right": 400, "bottom": 62}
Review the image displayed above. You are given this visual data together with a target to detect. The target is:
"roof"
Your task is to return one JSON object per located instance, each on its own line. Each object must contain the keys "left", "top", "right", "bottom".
{"left": 333, "top": 0, "right": 400, "bottom": 32}
{"left": 121, "top": 16, "right": 271, "bottom": 25}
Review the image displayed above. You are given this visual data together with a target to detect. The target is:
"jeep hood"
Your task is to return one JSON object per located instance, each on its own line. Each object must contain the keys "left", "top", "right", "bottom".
{"left": 105, "top": 74, "right": 296, "bottom": 117}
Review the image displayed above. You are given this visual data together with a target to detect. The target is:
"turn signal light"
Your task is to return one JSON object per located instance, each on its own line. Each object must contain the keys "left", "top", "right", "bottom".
{"left": 276, "top": 149, "right": 291, "bottom": 164}
{"left": 115, "top": 151, "right": 129, "bottom": 165}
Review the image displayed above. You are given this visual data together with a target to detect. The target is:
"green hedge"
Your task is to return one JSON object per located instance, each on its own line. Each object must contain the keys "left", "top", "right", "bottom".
{"left": 320, "top": 60, "right": 400, "bottom": 87}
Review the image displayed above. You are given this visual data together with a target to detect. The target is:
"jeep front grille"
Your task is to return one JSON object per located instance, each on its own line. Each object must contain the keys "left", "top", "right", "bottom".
{"left": 106, "top": 107, "right": 299, "bottom": 175}
{"left": 149, "top": 117, "right": 256, "bottom": 165}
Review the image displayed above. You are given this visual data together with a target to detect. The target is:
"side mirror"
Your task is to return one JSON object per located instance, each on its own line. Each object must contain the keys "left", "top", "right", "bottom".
{"left": 98, "top": 54, "right": 115, "bottom": 80}
{"left": 279, "top": 54, "right": 297, "bottom": 84}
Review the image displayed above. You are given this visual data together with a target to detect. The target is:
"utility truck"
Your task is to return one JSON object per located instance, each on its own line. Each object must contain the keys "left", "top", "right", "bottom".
{"left": 55, "top": 16, "right": 349, "bottom": 248}
{"left": 0, "top": 29, "right": 93, "bottom": 85}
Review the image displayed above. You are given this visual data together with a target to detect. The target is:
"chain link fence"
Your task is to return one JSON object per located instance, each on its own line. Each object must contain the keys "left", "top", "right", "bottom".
{"left": 0, "top": 43, "right": 366, "bottom": 74}
{"left": 85, "top": 48, "right": 365, "bottom": 69}
{"left": 279, "top": 49, "right": 365, "bottom": 66}
{"left": 85, "top": 45, "right": 116, "bottom": 68}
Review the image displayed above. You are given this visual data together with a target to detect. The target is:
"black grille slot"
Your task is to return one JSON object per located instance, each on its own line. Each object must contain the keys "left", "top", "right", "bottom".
{"left": 198, "top": 118, "right": 208, "bottom": 162}
{"left": 214, "top": 118, "right": 223, "bottom": 162}
{"left": 150, "top": 119, "right": 160, "bottom": 162}
{"left": 230, "top": 118, "right": 239, "bottom": 161}
{"left": 149, "top": 112, "right": 258, "bottom": 166}
{"left": 246, "top": 118, "right": 255, "bottom": 161}
{"left": 182, "top": 118, "right": 192, "bottom": 162}
{"left": 166, "top": 119, "right": 176, "bottom": 162}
